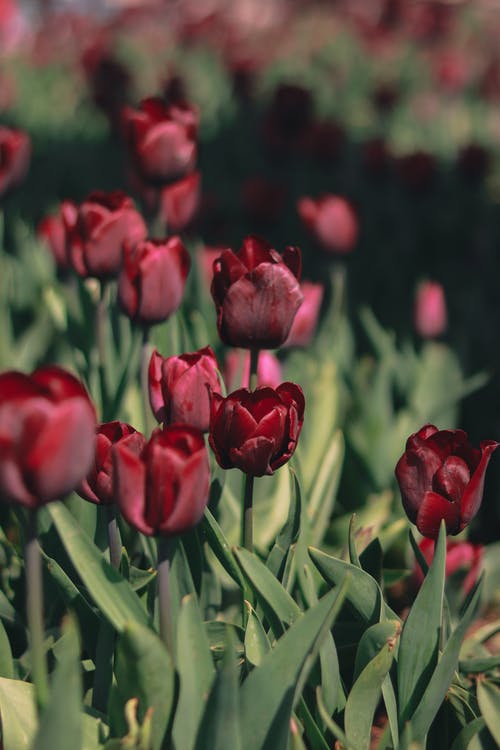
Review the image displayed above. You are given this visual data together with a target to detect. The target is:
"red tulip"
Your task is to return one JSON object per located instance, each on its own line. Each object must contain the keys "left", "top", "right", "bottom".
{"left": 65, "top": 191, "right": 147, "bottom": 279}
{"left": 149, "top": 346, "right": 221, "bottom": 432}
{"left": 122, "top": 97, "right": 198, "bottom": 186}
{"left": 118, "top": 236, "right": 190, "bottom": 326}
{"left": 78, "top": 421, "right": 146, "bottom": 505}
{"left": 224, "top": 349, "right": 283, "bottom": 391}
{"left": 0, "top": 126, "right": 31, "bottom": 198}
{"left": 113, "top": 425, "right": 210, "bottom": 537}
{"left": 414, "top": 281, "right": 447, "bottom": 338}
{"left": 160, "top": 171, "right": 201, "bottom": 232}
{"left": 395, "top": 424, "right": 498, "bottom": 539}
{"left": 414, "top": 537, "right": 483, "bottom": 596}
{"left": 209, "top": 382, "right": 305, "bottom": 476}
{"left": 211, "top": 235, "right": 303, "bottom": 348}
{"left": 0, "top": 366, "right": 96, "bottom": 508}
{"left": 284, "top": 281, "right": 323, "bottom": 348}
{"left": 297, "top": 195, "right": 358, "bottom": 254}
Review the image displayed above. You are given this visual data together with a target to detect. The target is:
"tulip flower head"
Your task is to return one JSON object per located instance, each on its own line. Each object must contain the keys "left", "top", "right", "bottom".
{"left": 414, "top": 280, "right": 447, "bottom": 338}
{"left": 78, "top": 421, "right": 146, "bottom": 505}
{"left": 395, "top": 424, "right": 498, "bottom": 539}
{"left": 0, "top": 125, "right": 31, "bottom": 198}
{"left": 211, "top": 235, "right": 303, "bottom": 348}
{"left": 149, "top": 346, "right": 221, "bottom": 432}
{"left": 113, "top": 425, "right": 210, "bottom": 537}
{"left": 209, "top": 382, "right": 305, "bottom": 477}
{"left": 0, "top": 366, "right": 96, "bottom": 508}
{"left": 297, "top": 195, "right": 358, "bottom": 254}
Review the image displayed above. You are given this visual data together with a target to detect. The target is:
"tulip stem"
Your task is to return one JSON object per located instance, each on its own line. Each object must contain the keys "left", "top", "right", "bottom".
{"left": 157, "top": 537, "right": 175, "bottom": 657}
{"left": 242, "top": 474, "right": 255, "bottom": 552}
{"left": 330, "top": 261, "right": 347, "bottom": 323}
{"left": 106, "top": 505, "right": 122, "bottom": 569}
{"left": 141, "top": 326, "right": 154, "bottom": 435}
{"left": 249, "top": 348, "right": 260, "bottom": 390}
{"left": 96, "top": 280, "right": 110, "bottom": 419}
{"left": 25, "top": 510, "right": 49, "bottom": 714}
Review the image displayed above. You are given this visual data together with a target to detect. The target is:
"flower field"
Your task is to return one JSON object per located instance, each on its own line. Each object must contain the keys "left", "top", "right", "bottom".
{"left": 1, "top": 1, "right": 500, "bottom": 749}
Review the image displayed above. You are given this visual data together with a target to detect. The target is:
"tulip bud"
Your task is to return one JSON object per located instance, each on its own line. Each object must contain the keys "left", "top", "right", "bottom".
{"left": 297, "top": 195, "right": 358, "bottom": 254}
{"left": 122, "top": 97, "right": 198, "bottom": 186}
{"left": 149, "top": 346, "right": 221, "bottom": 432}
{"left": 118, "top": 236, "right": 191, "bottom": 326}
{"left": 65, "top": 191, "right": 147, "bottom": 279}
{"left": 78, "top": 421, "right": 146, "bottom": 505}
{"left": 0, "top": 366, "right": 96, "bottom": 508}
{"left": 209, "top": 382, "right": 305, "bottom": 476}
{"left": 395, "top": 424, "right": 498, "bottom": 539}
{"left": 414, "top": 281, "right": 447, "bottom": 338}
{"left": 0, "top": 126, "right": 31, "bottom": 198}
{"left": 114, "top": 425, "right": 210, "bottom": 537}
{"left": 211, "top": 235, "right": 303, "bottom": 349}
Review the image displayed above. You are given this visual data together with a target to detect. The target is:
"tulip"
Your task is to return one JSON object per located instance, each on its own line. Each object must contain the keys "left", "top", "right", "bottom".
{"left": 395, "top": 424, "right": 498, "bottom": 539}
{"left": 211, "top": 235, "right": 303, "bottom": 348}
{"left": 414, "top": 537, "right": 483, "bottom": 596}
{"left": 224, "top": 349, "right": 283, "bottom": 391}
{"left": 149, "top": 346, "right": 221, "bottom": 432}
{"left": 113, "top": 425, "right": 210, "bottom": 537}
{"left": 65, "top": 191, "right": 147, "bottom": 279}
{"left": 122, "top": 97, "right": 198, "bottom": 186}
{"left": 0, "top": 366, "right": 96, "bottom": 508}
{"left": 209, "top": 382, "right": 305, "bottom": 477}
{"left": 414, "top": 281, "right": 447, "bottom": 338}
{"left": 284, "top": 281, "right": 323, "bottom": 348}
{"left": 78, "top": 421, "right": 146, "bottom": 505}
{"left": 297, "top": 195, "right": 358, "bottom": 254}
{"left": 0, "top": 126, "right": 31, "bottom": 198}
{"left": 160, "top": 171, "right": 200, "bottom": 232}
{"left": 118, "top": 236, "right": 190, "bottom": 326}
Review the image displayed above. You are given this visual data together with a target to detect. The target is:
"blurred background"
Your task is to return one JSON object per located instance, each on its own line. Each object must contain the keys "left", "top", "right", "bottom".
{"left": 3, "top": 0, "right": 500, "bottom": 548}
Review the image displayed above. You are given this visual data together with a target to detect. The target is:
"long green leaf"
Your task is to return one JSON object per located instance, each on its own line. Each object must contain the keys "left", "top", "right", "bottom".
{"left": 398, "top": 523, "right": 446, "bottom": 724}
{"left": 244, "top": 604, "right": 271, "bottom": 668}
{"left": 449, "top": 718, "right": 486, "bottom": 750}
{"left": 476, "top": 681, "right": 500, "bottom": 746}
{"left": 0, "top": 618, "right": 14, "bottom": 678}
{"left": 48, "top": 502, "right": 149, "bottom": 632}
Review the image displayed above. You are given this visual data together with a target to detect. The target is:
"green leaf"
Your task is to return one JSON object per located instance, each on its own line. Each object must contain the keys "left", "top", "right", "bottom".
{"left": 0, "top": 618, "right": 14, "bottom": 678}
{"left": 32, "top": 616, "right": 83, "bottom": 750}
{"left": 194, "top": 629, "right": 242, "bottom": 750}
{"left": 48, "top": 502, "right": 149, "bottom": 632}
{"left": 344, "top": 625, "right": 400, "bottom": 750}
{"left": 201, "top": 508, "right": 246, "bottom": 590}
{"left": 239, "top": 581, "right": 348, "bottom": 750}
{"left": 266, "top": 470, "right": 301, "bottom": 580}
{"left": 0, "top": 677, "right": 37, "bottom": 750}
{"left": 459, "top": 654, "right": 500, "bottom": 673}
{"left": 244, "top": 603, "right": 271, "bottom": 668}
{"left": 307, "top": 430, "right": 344, "bottom": 546}
{"left": 353, "top": 620, "right": 401, "bottom": 682}
{"left": 0, "top": 590, "right": 22, "bottom": 629}
{"left": 477, "top": 681, "right": 500, "bottom": 746}
{"left": 234, "top": 547, "right": 301, "bottom": 635}
{"left": 398, "top": 522, "right": 446, "bottom": 724}
{"left": 109, "top": 621, "right": 174, "bottom": 750}
{"left": 409, "top": 580, "right": 482, "bottom": 742}
{"left": 449, "top": 718, "right": 486, "bottom": 750}
{"left": 172, "top": 595, "right": 215, "bottom": 750}
{"left": 315, "top": 687, "right": 360, "bottom": 750}
{"left": 348, "top": 514, "right": 361, "bottom": 568}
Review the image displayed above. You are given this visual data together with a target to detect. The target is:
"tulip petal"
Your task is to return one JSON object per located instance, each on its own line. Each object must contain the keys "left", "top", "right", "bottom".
{"left": 416, "top": 491, "right": 461, "bottom": 539}
{"left": 114, "top": 441, "right": 152, "bottom": 535}
{"left": 459, "top": 440, "right": 499, "bottom": 529}
{"left": 0, "top": 454, "right": 37, "bottom": 507}
{"left": 230, "top": 436, "right": 275, "bottom": 476}
{"left": 395, "top": 445, "right": 443, "bottom": 523}
{"left": 161, "top": 449, "right": 209, "bottom": 535}
{"left": 432, "top": 455, "right": 470, "bottom": 503}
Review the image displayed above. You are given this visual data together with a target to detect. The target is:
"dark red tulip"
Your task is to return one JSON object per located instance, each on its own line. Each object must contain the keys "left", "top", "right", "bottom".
{"left": 113, "top": 425, "right": 210, "bottom": 537}
{"left": 160, "top": 171, "right": 201, "bottom": 232}
{"left": 211, "top": 236, "right": 303, "bottom": 349}
{"left": 149, "top": 346, "right": 221, "bottom": 432}
{"left": 0, "top": 126, "right": 31, "bottom": 198}
{"left": 0, "top": 366, "right": 96, "bottom": 508}
{"left": 414, "top": 537, "right": 483, "bottom": 596}
{"left": 65, "top": 191, "right": 147, "bottom": 279}
{"left": 209, "top": 382, "right": 305, "bottom": 477}
{"left": 297, "top": 195, "right": 358, "bottom": 254}
{"left": 122, "top": 97, "right": 198, "bottom": 186}
{"left": 78, "top": 421, "right": 146, "bottom": 505}
{"left": 118, "top": 236, "right": 190, "bottom": 326}
{"left": 395, "top": 424, "right": 499, "bottom": 539}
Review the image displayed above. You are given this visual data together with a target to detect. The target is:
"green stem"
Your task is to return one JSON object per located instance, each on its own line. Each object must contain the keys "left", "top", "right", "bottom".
{"left": 141, "top": 326, "right": 154, "bottom": 435}
{"left": 106, "top": 505, "right": 122, "bottom": 569}
{"left": 330, "top": 260, "right": 347, "bottom": 323}
{"left": 96, "top": 280, "right": 110, "bottom": 419}
{"left": 249, "top": 348, "right": 260, "bottom": 390}
{"left": 157, "top": 537, "right": 175, "bottom": 658}
{"left": 25, "top": 510, "right": 49, "bottom": 714}
{"left": 242, "top": 474, "right": 255, "bottom": 552}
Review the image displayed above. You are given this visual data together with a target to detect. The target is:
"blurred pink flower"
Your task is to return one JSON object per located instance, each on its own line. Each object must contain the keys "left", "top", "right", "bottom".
{"left": 284, "top": 281, "right": 323, "bottom": 348}
{"left": 224, "top": 349, "right": 282, "bottom": 391}
{"left": 297, "top": 194, "right": 358, "bottom": 254}
{"left": 414, "top": 537, "right": 483, "bottom": 596}
{"left": 414, "top": 281, "right": 447, "bottom": 339}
